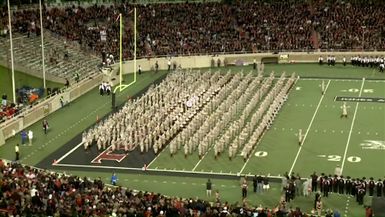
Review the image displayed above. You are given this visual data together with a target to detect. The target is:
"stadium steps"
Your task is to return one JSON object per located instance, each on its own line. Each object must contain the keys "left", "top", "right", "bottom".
{"left": 0, "top": 31, "right": 100, "bottom": 83}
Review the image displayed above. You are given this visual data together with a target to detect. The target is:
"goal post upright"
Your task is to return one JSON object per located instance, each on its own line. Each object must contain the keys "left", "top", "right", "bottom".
{"left": 119, "top": 12, "right": 123, "bottom": 92}
{"left": 114, "top": 7, "right": 137, "bottom": 94}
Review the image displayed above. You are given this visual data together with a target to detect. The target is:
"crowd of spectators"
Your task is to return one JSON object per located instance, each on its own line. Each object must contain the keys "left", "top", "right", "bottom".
{"left": 3, "top": 159, "right": 377, "bottom": 217}
{"left": 311, "top": 1, "right": 385, "bottom": 50}
{"left": 1, "top": 0, "right": 385, "bottom": 61}
{"left": 0, "top": 94, "right": 19, "bottom": 123}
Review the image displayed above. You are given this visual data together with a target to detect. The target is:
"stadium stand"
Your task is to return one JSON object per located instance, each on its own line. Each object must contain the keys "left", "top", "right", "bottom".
{"left": 2, "top": 0, "right": 384, "bottom": 64}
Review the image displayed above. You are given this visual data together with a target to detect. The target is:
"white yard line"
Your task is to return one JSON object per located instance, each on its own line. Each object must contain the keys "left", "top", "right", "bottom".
{"left": 288, "top": 80, "right": 331, "bottom": 174}
{"left": 54, "top": 142, "right": 84, "bottom": 164}
{"left": 300, "top": 78, "right": 385, "bottom": 82}
{"left": 192, "top": 146, "right": 215, "bottom": 171}
{"left": 146, "top": 144, "right": 167, "bottom": 168}
{"left": 341, "top": 78, "right": 365, "bottom": 173}
{"left": 238, "top": 129, "right": 268, "bottom": 174}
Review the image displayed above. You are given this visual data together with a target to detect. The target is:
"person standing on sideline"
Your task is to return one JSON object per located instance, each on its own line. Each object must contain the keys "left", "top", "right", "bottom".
{"left": 257, "top": 175, "right": 263, "bottom": 193}
{"left": 28, "top": 130, "right": 33, "bottom": 146}
{"left": 241, "top": 176, "right": 248, "bottom": 198}
{"left": 206, "top": 179, "right": 212, "bottom": 197}
{"left": 21, "top": 130, "right": 27, "bottom": 145}
{"left": 15, "top": 144, "right": 20, "bottom": 161}
{"left": 168, "top": 59, "right": 171, "bottom": 71}
{"left": 111, "top": 172, "right": 118, "bottom": 185}
{"left": 138, "top": 65, "right": 142, "bottom": 75}
{"left": 263, "top": 175, "right": 270, "bottom": 192}
{"left": 253, "top": 59, "right": 257, "bottom": 70}
{"left": 253, "top": 175, "right": 258, "bottom": 193}
{"left": 155, "top": 61, "right": 159, "bottom": 73}
{"left": 43, "top": 119, "right": 49, "bottom": 134}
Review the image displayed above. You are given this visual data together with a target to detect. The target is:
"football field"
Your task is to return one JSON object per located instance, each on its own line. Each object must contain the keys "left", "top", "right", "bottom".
{"left": 1, "top": 63, "right": 384, "bottom": 214}
{"left": 146, "top": 78, "right": 385, "bottom": 179}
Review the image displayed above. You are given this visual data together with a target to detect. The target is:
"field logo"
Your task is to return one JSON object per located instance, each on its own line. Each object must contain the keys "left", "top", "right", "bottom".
{"left": 360, "top": 140, "right": 385, "bottom": 150}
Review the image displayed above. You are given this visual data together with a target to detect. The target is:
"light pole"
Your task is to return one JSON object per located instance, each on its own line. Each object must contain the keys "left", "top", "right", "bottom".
{"left": 7, "top": 0, "right": 16, "bottom": 104}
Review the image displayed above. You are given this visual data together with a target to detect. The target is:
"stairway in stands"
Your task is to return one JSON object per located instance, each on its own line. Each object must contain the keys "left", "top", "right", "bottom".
{"left": 0, "top": 32, "right": 100, "bottom": 83}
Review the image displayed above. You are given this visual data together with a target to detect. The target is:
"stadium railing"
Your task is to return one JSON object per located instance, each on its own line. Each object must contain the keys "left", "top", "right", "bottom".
{"left": 0, "top": 71, "right": 103, "bottom": 145}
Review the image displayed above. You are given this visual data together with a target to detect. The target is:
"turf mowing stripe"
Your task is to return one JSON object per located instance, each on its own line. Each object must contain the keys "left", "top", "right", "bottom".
{"left": 288, "top": 80, "right": 331, "bottom": 175}
{"left": 340, "top": 78, "right": 365, "bottom": 173}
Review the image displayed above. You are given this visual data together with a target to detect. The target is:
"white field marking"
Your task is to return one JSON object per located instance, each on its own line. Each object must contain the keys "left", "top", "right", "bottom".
{"left": 288, "top": 80, "right": 331, "bottom": 175}
{"left": 54, "top": 142, "right": 84, "bottom": 164}
{"left": 146, "top": 144, "right": 168, "bottom": 168}
{"left": 239, "top": 123, "right": 269, "bottom": 174}
{"left": 53, "top": 162, "right": 285, "bottom": 179}
{"left": 192, "top": 143, "right": 215, "bottom": 171}
{"left": 300, "top": 78, "right": 385, "bottom": 82}
{"left": 341, "top": 78, "right": 365, "bottom": 173}
{"left": 22, "top": 98, "right": 110, "bottom": 162}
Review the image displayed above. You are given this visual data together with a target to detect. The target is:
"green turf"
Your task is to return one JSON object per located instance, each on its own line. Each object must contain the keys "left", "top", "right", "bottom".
{"left": 0, "top": 64, "right": 62, "bottom": 101}
{"left": 1, "top": 63, "right": 384, "bottom": 215}
{"left": 148, "top": 78, "right": 385, "bottom": 180}
{"left": 0, "top": 70, "right": 168, "bottom": 165}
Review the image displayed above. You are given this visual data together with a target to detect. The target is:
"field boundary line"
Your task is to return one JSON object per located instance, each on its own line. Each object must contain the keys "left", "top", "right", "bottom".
{"left": 52, "top": 162, "right": 285, "bottom": 179}
{"left": 288, "top": 80, "right": 331, "bottom": 174}
{"left": 340, "top": 78, "right": 365, "bottom": 173}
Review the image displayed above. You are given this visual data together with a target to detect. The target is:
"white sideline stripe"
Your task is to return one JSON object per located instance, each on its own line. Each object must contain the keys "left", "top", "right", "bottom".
{"left": 300, "top": 78, "right": 385, "bottom": 82}
{"left": 288, "top": 80, "right": 331, "bottom": 175}
{"left": 52, "top": 162, "right": 285, "bottom": 179}
{"left": 341, "top": 78, "right": 365, "bottom": 173}
{"left": 54, "top": 142, "right": 84, "bottom": 164}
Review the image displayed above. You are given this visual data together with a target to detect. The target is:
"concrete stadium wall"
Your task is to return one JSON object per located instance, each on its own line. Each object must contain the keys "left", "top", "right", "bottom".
{"left": 0, "top": 73, "right": 103, "bottom": 145}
